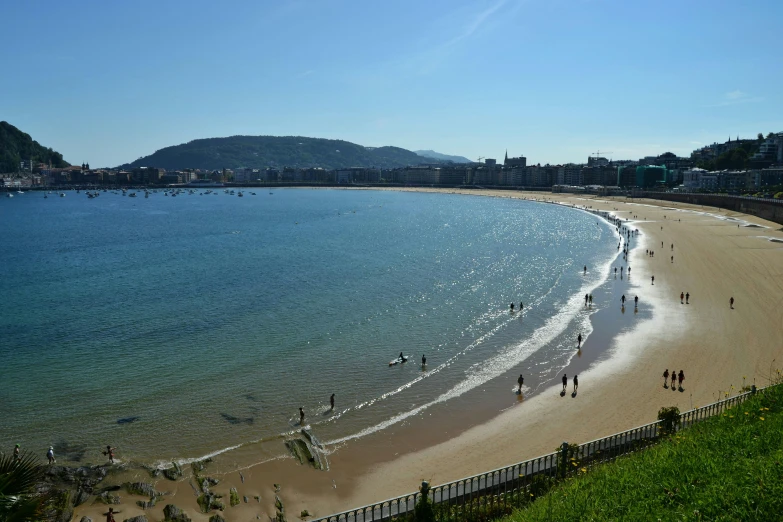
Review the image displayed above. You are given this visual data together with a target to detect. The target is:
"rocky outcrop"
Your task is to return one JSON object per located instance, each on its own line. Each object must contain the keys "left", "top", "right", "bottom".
{"left": 95, "top": 492, "right": 121, "bottom": 504}
{"left": 80, "top": 517, "right": 92, "bottom": 522}
{"left": 124, "top": 482, "right": 161, "bottom": 498}
{"left": 284, "top": 429, "right": 329, "bottom": 470}
{"left": 163, "top": 504, "right": 191, "bottom": 522}
{"left": 162, "top": 463, "right": 183, "bottom": 481}
{"left": 124, "top": 517, "right": 148, "bottom": 522}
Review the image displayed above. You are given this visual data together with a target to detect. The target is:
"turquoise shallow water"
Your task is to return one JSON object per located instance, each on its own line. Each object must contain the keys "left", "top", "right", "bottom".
{"left": 0, "top": 189, "right": 617, "bottom": 465}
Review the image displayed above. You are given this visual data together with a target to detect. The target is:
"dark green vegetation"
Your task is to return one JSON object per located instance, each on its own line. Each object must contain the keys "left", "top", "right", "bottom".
{"left": 503, "top": 385, "right": 783, "bottom": 521}
{"left": 695, "top": 132, "right": 776, "bottom": 171}
{"left": 0, "top": 121, "right": 69, "bottom": 173}
{"left": 0, "top": 451, "right": 47, "bottom": 522}
{"left": 121, "top": 135, "right": 449, "bottom": 170}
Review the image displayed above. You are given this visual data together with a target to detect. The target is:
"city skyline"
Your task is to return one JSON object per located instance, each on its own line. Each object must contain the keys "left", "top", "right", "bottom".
{"left": 1, "top": 0, "right": 782, "bottom": 168}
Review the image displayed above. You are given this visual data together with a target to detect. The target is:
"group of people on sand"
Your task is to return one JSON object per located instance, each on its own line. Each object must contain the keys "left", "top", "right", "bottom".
{"left": 9, "top": 444, "right": 117, "bottom": 466}
{"left": 662, "top": 369, "right": 685, "bottom": 390}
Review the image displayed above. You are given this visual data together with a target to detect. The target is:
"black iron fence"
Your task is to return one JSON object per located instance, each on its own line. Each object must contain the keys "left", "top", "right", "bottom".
{"left": 315, "top": 384, "right": 777, "bottom": 522}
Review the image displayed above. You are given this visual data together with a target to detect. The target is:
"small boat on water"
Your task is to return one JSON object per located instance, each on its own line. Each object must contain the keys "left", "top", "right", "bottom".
{"left": 128, "top": 192, "right": 137, "bottom": 197}
{"left": 59, "top": 193, "right": 65, "bottom": 197}
{"left": 6, "top": 193, "right": 13, "bottom": 198}
{"left": 238, "top": 192, "right": 243, "bottom": 197}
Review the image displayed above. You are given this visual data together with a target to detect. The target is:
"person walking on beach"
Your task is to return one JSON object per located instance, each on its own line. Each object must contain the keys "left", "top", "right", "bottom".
{"left": 517, "top": 374, "right": 524, "bottom": 393}
{"left": 730, "top": 297, "right": 734, "bottom": 309}
{"left": 299, "top": 407, "right": 305, "bottom": 425}
{"left": 634, "top": 295, "right": 638, "bottom": 307}
{"left": 686, "top": 292, "right": 690, "bottom": 304}
{"left": 562, "top": 374, "right": 568, "bottom": 392}
{"left": 671, "top": 372, "right": 678, "bottom": 389}
{"left": 621, "top": 294, "right": 626, "bottom": 306}
{"left": 577, "top": 333, "right": 582, "bottom": 348}
{"left": 105, "top": 508, "right": 120, "bottom": 522}
{"left": 330, "top": 394, "right": 335, "bottom": 410}
{"left": 651, "top": 275, "right": 655, "bottom": 285}
{"left": 671, "top": 255, "right": 674, "bottom": 263}
{"left": 680, "top": 292, "right": 684, "bottom": 304}
{"left": 614, "top": 267, "right": 617, "bottom": 276}
{"left": 671, "top": 243, "right": 674, "bottom": 251}
{"left": 573, "top": 375, "right": 579, "bottom": 393}
{"left": 588, "top": 294, "right": 593, "bottom": 305}
{"left": 628, "top": 267, "right": 631, "bottom": 276}
{"left": 103, "top": 445, "right": 117, "bottom": 464}
{"left": 678, "top": 370, "right": 684, "bottom": 388}
{"left": 46, "top": 446, "right": 55, "bottom": 465}
{"left": 14, "top": 443, "right": 21, "bottom": 461}
{"left": 585, "top": 294, "right": 589, "bottom": 306}
{"left": 663, "top": 369, "right": 670, "bottom": 387}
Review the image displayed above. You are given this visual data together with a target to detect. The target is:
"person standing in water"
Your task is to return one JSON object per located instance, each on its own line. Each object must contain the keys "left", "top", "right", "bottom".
{"left": 517, "top": 374, "right": 524, "bottom": 393}
{"left": 621, "top": 294, "right": 626, "bottom": 305}
{"left": 584, "top": 266, "right": 587, "bottom": 274}
{"left": 520, "top": 302, "right": 523, "bottom": 311}
{"left": 577, "top": 333, "right": 582, "bottom": 348}
{"left": 562, "top": 374, "right": 568, "bottom": 392}
{"left": 634, "top": 295, "right": 638, "bottom": 307}
{"left": 103, "top": 445, "right": 117, "bottom": 464}
{"left": 589, "top": 294, "right": 593, "bottom": 305}
{"left": 422, "top": 354, "right": 427, "bottom": 367}
{"left": 585, "top": 294, "right": 589, "bottom": 306}
{"left": 47, "top": 446, "right": 55, "bottom": 465}
{"left": 299, "top": 407, "right": 305, "bottom": 425}
{"left": 330, "top": 394, "right": 335, "bottom": 410}
{"left": 14, "top": 444, "right": 21, "bottom": 461}
{"left": 510, "top": 303, "right": 515, "bottom": 312}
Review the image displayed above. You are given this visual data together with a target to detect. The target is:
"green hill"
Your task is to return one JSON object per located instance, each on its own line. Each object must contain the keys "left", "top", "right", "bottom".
{"left": 415, "top": 149, "right": 473, "bottom": 163}
{"left": 0, "top": 121, "right": 70, "bottom": 173}
{"left": 121, "top": 135, "right": 443, "bottom": 171}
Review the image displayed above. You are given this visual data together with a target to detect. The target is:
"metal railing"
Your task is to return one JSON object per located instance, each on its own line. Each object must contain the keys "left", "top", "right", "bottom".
{"left": 316, "top": 383, "right": 779, "bottom": 522}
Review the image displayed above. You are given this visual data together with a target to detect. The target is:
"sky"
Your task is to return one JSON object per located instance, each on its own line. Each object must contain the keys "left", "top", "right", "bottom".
{"left": 1, "top": 0, "right": 782, "bottom": 168}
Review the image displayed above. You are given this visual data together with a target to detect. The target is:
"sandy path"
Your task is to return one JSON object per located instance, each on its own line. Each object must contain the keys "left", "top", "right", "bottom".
{"left": 73, "top": 190, "right": 783, "bottom": 522}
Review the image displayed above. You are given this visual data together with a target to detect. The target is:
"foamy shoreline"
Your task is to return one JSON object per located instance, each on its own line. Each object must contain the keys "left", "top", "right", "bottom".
{"left": 73, "top": 189, "right": 783, "bottom": 522}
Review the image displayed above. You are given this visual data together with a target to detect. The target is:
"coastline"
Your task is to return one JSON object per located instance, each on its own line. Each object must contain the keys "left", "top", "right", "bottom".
{"left": 69, "top": 189, "right": 783, "bottom": 522}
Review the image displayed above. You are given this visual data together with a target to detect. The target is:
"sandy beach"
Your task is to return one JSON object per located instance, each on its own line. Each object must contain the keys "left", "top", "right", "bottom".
{"left": 73, "top": 189, "right": 783, "bottom": 522}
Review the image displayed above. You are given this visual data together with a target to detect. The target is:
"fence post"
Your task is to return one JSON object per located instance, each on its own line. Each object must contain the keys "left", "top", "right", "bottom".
{"left": 560, "top": 441, "right": 569, "bottom": 479}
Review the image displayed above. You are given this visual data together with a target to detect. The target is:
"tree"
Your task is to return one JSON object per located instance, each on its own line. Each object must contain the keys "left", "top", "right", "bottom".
{"left": 0, "top": 451, "right": 48, "bottom": 522}
{"left": 767, "top": 132, "right": 776, "bottom": 139}
{"left": 758, "top": 133, "right": 764, "bottom": 141}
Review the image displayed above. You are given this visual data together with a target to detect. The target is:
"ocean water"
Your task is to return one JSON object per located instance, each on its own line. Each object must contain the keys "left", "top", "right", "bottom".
{"left": 0, "top": 189, "right": 618, "bottom": 465}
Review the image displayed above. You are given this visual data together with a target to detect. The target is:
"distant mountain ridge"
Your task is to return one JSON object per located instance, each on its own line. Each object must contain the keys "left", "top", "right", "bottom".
{"left": 415, "top": 150, "right": 473, "bottom": 164}
{"left": 0, "top": 121, "right": 70, "bottom": 173}
{"left": 120, "top": 135, "right": 450, "bottom": 171}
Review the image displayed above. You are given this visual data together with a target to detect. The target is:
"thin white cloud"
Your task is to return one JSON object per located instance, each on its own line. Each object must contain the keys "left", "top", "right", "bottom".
{"left": 704, "top": 91, "right": 764, "bottom": 108}
{"left": 725, "top": 90, "right": 746, "bottom": 100}
{"left": 444, "top": 0, "right": 508, "bottom": 47}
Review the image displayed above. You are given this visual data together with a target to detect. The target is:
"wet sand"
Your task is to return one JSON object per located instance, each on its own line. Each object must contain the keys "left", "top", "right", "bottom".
{"left": 73, "top": 190, "right": 783, "bottom": 521}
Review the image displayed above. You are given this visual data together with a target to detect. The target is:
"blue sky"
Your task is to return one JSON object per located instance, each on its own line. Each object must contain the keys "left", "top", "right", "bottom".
{"left": 1, "top": 0, "right": 781, "bottom": 167}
